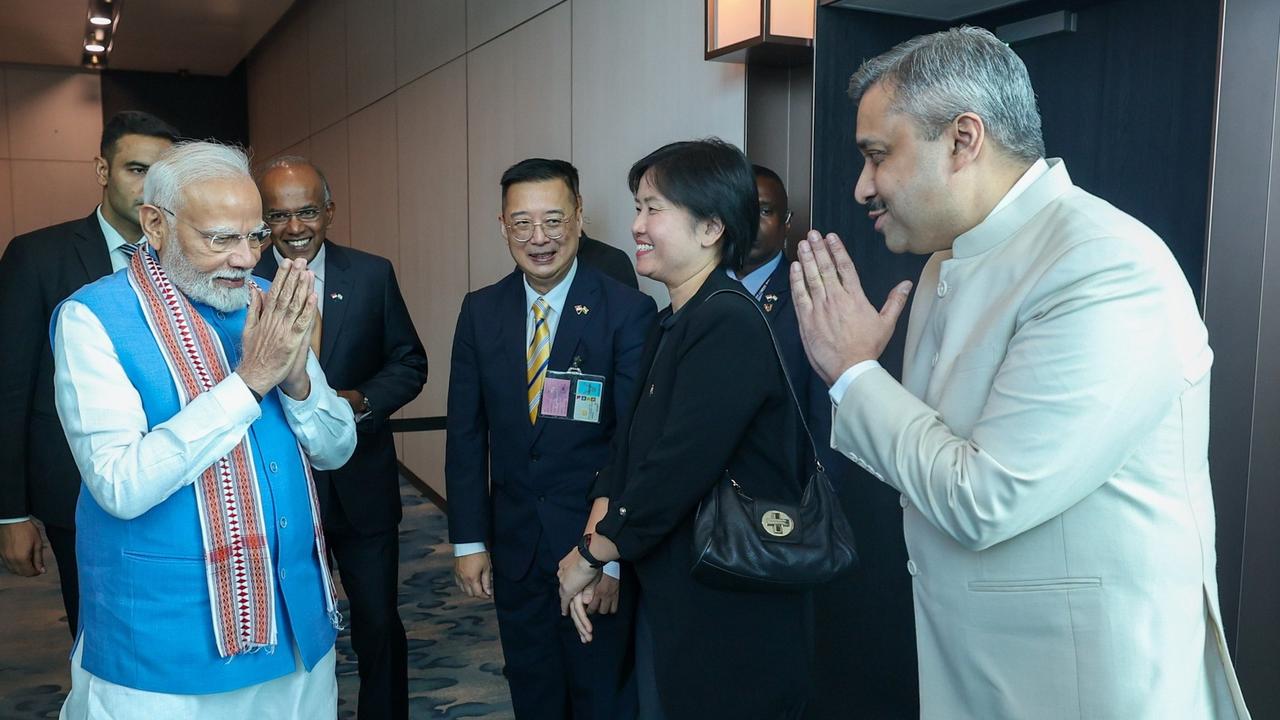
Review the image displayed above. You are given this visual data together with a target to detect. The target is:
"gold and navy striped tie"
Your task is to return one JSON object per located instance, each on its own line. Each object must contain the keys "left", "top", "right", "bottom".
{"left": 527, "top": 298, "right": 551, "bottom": 423}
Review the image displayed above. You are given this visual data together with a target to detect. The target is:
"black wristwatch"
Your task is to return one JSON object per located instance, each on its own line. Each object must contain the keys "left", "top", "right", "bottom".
{"left": 577, "top": 533, "right": 606, "bottom": 569}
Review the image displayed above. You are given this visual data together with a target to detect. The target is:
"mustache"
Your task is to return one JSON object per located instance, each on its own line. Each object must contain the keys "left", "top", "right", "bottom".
{"left": 212, "top": 269, "right": 252, "bottom": 281}
{"left": 867, "top": 197, "right": 887, "bottom": 213}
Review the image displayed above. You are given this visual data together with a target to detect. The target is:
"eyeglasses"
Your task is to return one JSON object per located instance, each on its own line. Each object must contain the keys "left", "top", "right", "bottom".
{"left": 158, "top": 207, "right": 272, "bottom": 253}
{"left": 264, "top": 207, "right": 323, "bottom": 226}
{"left": 504, "top": 216, "right": 575, "bottom": 243}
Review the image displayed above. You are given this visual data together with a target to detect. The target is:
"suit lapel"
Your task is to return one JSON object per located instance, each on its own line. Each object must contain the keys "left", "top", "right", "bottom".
{"left": 72, "top": 213, "right": 113, "bottom": 282}
{"left": 318, "top": 243, "right": 351, "bottom": 365}
{"left": 530, "top": 269, "right": 600, "bottom": 445}
{"left": 497, "top": 272, "right": 534, "bottom": 445}
{"left": 759, "top": 260, "right": 791, "bottom": 317}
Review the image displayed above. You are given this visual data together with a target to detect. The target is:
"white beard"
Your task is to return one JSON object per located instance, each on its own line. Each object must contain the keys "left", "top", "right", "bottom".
{"left": 160, "top": 241, "right": 251, "bottom": 313}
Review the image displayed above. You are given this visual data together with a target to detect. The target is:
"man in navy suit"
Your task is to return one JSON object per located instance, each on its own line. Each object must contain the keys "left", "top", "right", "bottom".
{"left": 447, "top": 158, "right": 654, "bottom": 719}
{"left": 255, "top": 156, "right": 427, "bottom": 720}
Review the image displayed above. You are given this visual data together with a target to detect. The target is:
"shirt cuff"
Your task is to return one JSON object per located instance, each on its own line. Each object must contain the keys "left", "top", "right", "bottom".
{"left": 828, "top": 360, "right": 882, "bottom": 406}
{"left": 453, "top": 542, "right": 487, "bottom": 557}
{"left": 602, "top": 561, "right": 621, "bottom": 579}
{"left": 0, "top": 516, "right": 32, "bottom": 525}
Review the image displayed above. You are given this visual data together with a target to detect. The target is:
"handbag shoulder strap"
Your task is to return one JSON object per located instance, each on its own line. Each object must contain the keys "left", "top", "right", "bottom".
{"left": 706, "top": 287, "right": 824, "bottom": 472}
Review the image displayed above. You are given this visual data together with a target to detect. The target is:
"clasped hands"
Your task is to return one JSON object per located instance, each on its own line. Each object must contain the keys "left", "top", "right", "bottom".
{"left": 236, "top": 257, "right": 318, "bottom": 401}
{"left": 789, "top": 230, "right": 914, "bottom": 386}
{"left": 452, "top": 546, "right": 620, "bottom": 645}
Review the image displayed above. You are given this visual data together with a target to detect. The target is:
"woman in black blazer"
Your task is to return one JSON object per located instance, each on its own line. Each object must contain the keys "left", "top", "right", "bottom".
{"left": 558, "top": 139, "right": 810, "bottom": 719}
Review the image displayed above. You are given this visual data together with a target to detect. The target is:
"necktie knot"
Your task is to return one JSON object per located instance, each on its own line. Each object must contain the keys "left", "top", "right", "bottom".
{"left": 119, "top": 241, "right": 143, "bottom": 258}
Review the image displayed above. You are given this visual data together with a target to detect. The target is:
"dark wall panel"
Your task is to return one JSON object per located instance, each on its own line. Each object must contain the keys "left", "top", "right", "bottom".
{"left": 100, "top": 62, "right": 249, "bottom": 149}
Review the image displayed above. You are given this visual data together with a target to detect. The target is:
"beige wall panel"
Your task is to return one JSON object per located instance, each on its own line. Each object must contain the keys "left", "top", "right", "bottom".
{"left": 0, "top": 160, "right": 13, "bottom": 252}
{"left": 571, "top": 0, "right": 746, "bottom": 302}
{"left": 466, "top": 2, "right": 571, "bottom": 289}
{"left": 279, "top": 137, "right": 311, "bottom": 161}
{"left": 347, "top": 96, "right": 399, "bottom": 262}
{"left": 345, "top": 0, "right": 396, "bottom": 114}
{"left": 395, "top": 0, "right": 466, "bottom": 88}
{"left": 4, "top": 68, "right": 102, "bottom": 162}
{"left": 309, "top": 119, "right": 351, "bottom": 245}
{"left": 401, "top": 431, "right": 445, "bottom": 499}
{"left": 248, "top": 12, "right": 310, "bottom": 159}
{"left": 0, "top": 69, "right": 10, "bottom": 159}
{"left": 9, "top": 161, "right": 99, "bottom": 235}
{"left": 397, "top": 59, "right": 468, "bottom": 422}
{"left": 466, "top": 0, "right": 562, "bottom": 50}
{"left": 307, "top": 0, "right": 349, "bottom": 133}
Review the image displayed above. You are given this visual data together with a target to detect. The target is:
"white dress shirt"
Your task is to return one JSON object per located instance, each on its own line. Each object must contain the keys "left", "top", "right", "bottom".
{"left": 97, "top": 205, "right": 145, "bottom": 273}
{"left": 272, "top": 244, "right": 327, "bottom": 315}
{"left": 453, "top": 261, "right": 620, "bottom": 578}
{"left": 827, "top": 158, "right": 1050, "bottom": 404}
{"left": 52, "top": 300, "right": 356, "bottom": 521}
{"left": 726, "top": 251, "right": 784, "bottom": 298}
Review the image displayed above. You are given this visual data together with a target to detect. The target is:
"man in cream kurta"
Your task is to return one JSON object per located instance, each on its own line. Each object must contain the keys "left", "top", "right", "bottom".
{"left": 791, "top": 28, "right": 1250, "bottom": 719}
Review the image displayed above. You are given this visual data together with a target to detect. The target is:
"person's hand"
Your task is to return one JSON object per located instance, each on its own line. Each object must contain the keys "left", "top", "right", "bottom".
{"left": 0, "top": 520, "right": 45, "bottom": 577}
{"left": 790, "top": 231, "right": 913, "bottom": 386}
{"left": 558, "top": 548, "right": 602, "bottom": 643}
{"left": 336, "top": 390, "right": 365, "bottom": 416}
{"left": 453, "top": 552, "right": 493, "bottom": 600}
{"left": 583, "top": 572, "right": 620, "bottom": 615}
{"left": 237, "top": 258, "right": 316, "bottom": 399}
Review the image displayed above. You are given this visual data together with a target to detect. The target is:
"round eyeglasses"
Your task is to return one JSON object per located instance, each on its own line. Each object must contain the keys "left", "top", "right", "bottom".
{"left": 159, "top": 207, "right": 272, "bottom": 253}
{"left": 504, "top": 216, "right": 574, "bottom": 243}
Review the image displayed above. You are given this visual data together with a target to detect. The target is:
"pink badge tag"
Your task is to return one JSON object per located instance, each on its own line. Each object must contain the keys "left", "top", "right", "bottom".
{"left": 541, "top": 377, "right": 572, "bottom": 417}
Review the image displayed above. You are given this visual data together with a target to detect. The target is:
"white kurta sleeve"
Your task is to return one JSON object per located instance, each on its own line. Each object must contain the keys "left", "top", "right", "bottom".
{"left": 277, "top": 350, "right": 357, "bottom": 470}
{"left": 53, "top": 301, "right": 262, "bottom": 520}
{"left": 832, "top": 236, "right": 1206, "bottom": 551}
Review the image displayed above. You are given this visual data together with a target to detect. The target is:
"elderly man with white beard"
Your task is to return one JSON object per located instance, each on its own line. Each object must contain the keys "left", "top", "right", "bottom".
{"left": 51, "top": 140, "right": 356, "bottom": 719}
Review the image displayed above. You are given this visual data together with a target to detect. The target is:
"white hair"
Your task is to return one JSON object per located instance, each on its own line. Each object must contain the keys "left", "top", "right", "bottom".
{"left": 143, "top": 140, "right": 253, "bottom": 212}
{"left": 848, "top": 26, "right": 1045, "bottom": 162}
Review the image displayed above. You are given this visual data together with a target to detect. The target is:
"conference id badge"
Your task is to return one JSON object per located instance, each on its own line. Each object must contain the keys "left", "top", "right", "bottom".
{"left": 541, "top": 367, "right": 605, "bottom": 424}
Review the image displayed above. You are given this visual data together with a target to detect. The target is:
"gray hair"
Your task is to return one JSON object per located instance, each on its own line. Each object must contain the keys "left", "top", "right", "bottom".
{"left": 143, "top": 140, "right": 253, "bottom": 212}
{"left": 848, "top": 26, "right": 1045, "bottom": 162}
{"left": 257, "top": 155, "right": 333, "bottom": 204}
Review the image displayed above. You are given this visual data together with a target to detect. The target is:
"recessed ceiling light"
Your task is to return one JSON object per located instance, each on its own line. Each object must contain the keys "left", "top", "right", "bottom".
{"left": 85, "top": 42, "right": 106, "bottom": 52}
{"left": 89, "top": 15, "right": 112, "bottom": 26}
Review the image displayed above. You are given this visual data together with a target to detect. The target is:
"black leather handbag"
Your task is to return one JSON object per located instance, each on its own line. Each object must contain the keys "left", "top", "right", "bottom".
{"left": 690, "top": 289, "right": 859, "bottom": 592}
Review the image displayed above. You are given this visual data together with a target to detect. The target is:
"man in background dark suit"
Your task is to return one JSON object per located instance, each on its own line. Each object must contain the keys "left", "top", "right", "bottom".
{"left": 577, "top": 232, "right": 637, "bottom": 289}
{"left": 0, "top": 111, "right": 179, "bottom": 638}
{"left": 447, "top": 158, "right": 654, "bottom": 719}
{"left": 255, "top": 156, "right": 427, "bottom": 720}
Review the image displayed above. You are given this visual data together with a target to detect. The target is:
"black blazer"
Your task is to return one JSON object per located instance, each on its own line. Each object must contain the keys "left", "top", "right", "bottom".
{"left": 0, "top": 213, "right": 113, "bottom": 528}
{"left": 577, "top": 233, "right": 638, "bottom": 289}
{"left": 255, "top": 242, "right": 427, "bottom": 533}
{"left": 593, "top": 271, "right": 811, "bottom": 719}
{"left": 445, "top": 264, "right": 655, "bottom": 581}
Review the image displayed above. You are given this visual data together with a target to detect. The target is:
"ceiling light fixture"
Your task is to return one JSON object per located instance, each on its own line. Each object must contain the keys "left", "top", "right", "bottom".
{"left": 88, "top": 0, "right": 116, "bottom": 26}
{"left": 81, "top": 0, "right": 119, "bottom": 69}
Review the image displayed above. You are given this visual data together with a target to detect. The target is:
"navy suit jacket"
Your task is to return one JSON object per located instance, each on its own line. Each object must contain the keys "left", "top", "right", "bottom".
{"left": 255, "top": 242, "right": 427, "bottom": 533}
{"left": 445, "top": 263, "right": 656, "bottom": 581}
{"left": 752, "top": 259, "right": 847, "bottom": 478}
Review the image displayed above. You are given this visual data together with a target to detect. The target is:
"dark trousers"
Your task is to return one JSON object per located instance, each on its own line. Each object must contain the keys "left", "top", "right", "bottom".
{"left": 326, "top": 497, "right": 409, "bottom": 720}
{"left": 492, "top": 533, "right": 637, "bottom": 720}
{"left": 44, "top": 523, "right": 78, "bottom": 640}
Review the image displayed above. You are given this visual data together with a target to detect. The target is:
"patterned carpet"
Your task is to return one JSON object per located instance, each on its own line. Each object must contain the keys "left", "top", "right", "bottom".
{"left": 0, "top": 479, "right": 514, "bottom": 719}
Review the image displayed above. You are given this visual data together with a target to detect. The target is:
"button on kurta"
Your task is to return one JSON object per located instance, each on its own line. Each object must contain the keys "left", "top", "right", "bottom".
{"left": 279, "top": 517, "right": 288, "bottom": 529}
{"left": 899, "top": 494, "right": 909, "bottom": 509}
{"left": 937, "top": 280, "right": 949, "bottom": 297}
{"left": 906, "top": 559, "right": 918, "bottom": 576}
{"left": 268, "top": 461, "right": 279, "bottom": 473}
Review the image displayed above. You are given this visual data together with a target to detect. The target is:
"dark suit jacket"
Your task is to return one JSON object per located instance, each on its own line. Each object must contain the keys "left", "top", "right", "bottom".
{"left": 577, "top": 233, "right": 638, "bottom": 289}
{"left": 0, "top": 213, "right": 113, "bottom": 528}
{"left": 255, "top": 241, "right": 427, "bottom": 534}
{"left": 445, "top": 263, "right": 655, "bottom": 581}
{"left": 592, "top": 271, "right": 811, "bottom": 719}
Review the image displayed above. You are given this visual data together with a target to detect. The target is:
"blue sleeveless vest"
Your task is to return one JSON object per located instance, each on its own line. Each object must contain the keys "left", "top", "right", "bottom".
{"left": 56, "top": 270, "right": 338, "bottom": 694}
